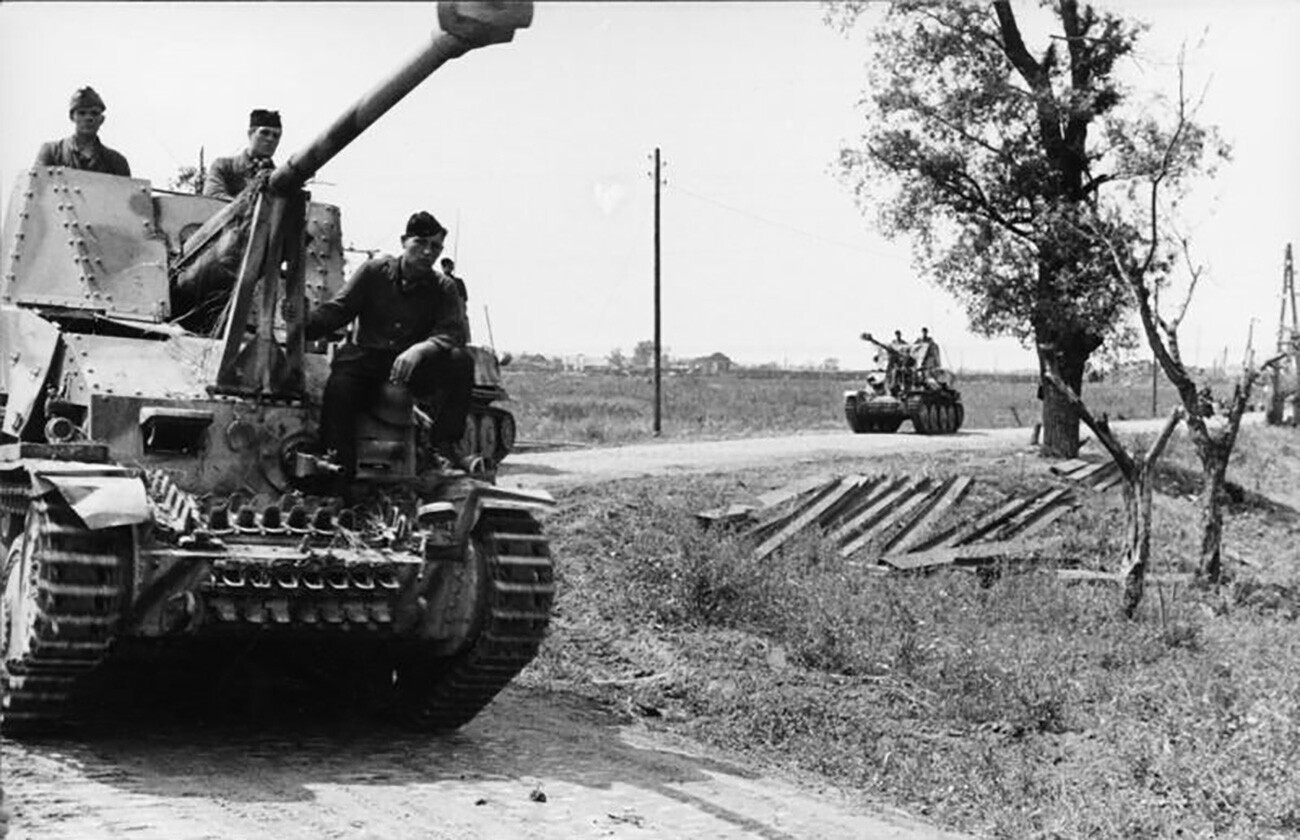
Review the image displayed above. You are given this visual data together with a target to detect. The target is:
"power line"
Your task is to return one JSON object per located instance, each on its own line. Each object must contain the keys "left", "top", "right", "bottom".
{"left": 666, "top": 181, "right": 906, "bottom": 260}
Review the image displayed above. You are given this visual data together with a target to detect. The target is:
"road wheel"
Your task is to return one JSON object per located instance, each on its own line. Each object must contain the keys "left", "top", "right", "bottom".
{"left": 495, "top": 412, "right": 517, "bottom": 461}
{"left": 913, "top": 405, "right": 930, "bottom": 435}
{"left": 396, "top": 507, "right": 553, "bottom": 731}
{"left": 461, "top": 414, "right": 481, "bottom": 458}
{"left": 478, "top": 414, "right": 499, "bottom": 463}
{"left": 844, "top": 397, "right": 865, "bottom": 433}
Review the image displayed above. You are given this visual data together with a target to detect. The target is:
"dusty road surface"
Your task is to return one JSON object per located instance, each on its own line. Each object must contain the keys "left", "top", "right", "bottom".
{"left": 8, "top": 420, "right": 1198, "bottom": 840}
{"left": 497, "top": 419, "right": 1183, "bottom": 490}
{"left": 3, "top": 686, "right": 967, "bottom": 840}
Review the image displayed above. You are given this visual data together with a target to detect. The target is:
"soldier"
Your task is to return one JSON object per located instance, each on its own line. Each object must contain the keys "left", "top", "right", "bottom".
{"left": 203, "top": 109, "right": 283, "bottom": 199}
{"left": 440, "top": 257, "right": 472, "bottom": 342}
{"left": 440, "top": 257, "right": 468, "bottom": 303}
{"left": 306, "top": 211, "right": 478, "bottom": 480}
{"left": 35, "top": 86, "right": 131, "bottom": 176}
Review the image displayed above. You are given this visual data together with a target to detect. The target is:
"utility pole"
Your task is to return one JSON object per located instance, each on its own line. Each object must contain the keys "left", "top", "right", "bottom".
{"left": 652, "top": 147, "right": 664, "bottom": 436}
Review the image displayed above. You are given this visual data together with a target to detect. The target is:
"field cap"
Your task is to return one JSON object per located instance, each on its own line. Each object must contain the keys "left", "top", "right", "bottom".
{"left": 69, "top": 86, "right": 106, "bottom": 114}
{"left": 249, "top": 109, "right": 282, "bottom": 129}
{"left": 405, "top": 211, "right": 445, "bottom": 239}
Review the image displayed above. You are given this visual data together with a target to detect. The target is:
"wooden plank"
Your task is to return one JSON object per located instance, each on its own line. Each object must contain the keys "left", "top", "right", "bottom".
{"left": 754, "top": 478, "right": 867, "bottom": 561}
{"left": 955, "top": 496, "right": 1039, "bottom": 545}
{"left": 746, "top": 477, "right": 844, "bottom": 541}
{"left": 825, "top": 477, "right": 909, "bottom": 544}
{"left": 883, "top": 475, "right": 973, "bottom": 555}
{"left": 1004, "top": 494, "right": 1077, "bottom": 540}
{"left": 1064, "top": 461, "right": 1109, "bottom": 483}
{"left": 883, "top": 538, "right": 1065, "bottom": 571}
{"left": 842, "top": 479, "right": 936, "bottom": 559}
{"left": 1093, "top": 469, "right": 1125, "bottom": 492}
{"left": 990, "top": 488, "right": 1069, "bottom": 541}
{"left": 816, "top": 475, "right": 880, "bottom": 529}
{"left": 695, "top": 503, "right": 758, "bottom": 529}
{"left": 1080, "top": 462, "right": 1120, "bottom": 487}
{"left": 819, "top": 475, "right": 894, "bottom": 532}
{"left": 1057, "top": 570, "right": 1195, "bottom": 586}
{"left": 1049, "top": 459, "right": 1091, "bottom": 476}
{"left": 754, "top": 473, "right": 839, "bottom": 509}
{"left": 834, "top": 478, "right": 929, "bottom": 558}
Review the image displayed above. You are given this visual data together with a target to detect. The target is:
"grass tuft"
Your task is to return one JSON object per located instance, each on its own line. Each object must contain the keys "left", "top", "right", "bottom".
{"left": 527, "top": 425, "right": 1300, "bottom": 838}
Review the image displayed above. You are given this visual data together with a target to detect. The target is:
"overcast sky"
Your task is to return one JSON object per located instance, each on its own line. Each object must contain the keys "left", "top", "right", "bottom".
{"left": 2, "top": 2, "right": 1296, "bottom": 371}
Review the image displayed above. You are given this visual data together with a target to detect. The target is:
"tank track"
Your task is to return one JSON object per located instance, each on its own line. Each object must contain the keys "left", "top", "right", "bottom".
{"left": 912, "top": 400, "right": 965, "bottom": 435}
{"left": 465, "top": 406, "right": 517, "bottom": 464}
{"left": 844, "top": 396, "right": 903, "bottom": 434}
{"left": 1, "top": 483, "right": 129, "bottom": 734}
{"left": 399, "top": 504, "right": 554, "bottom": 730}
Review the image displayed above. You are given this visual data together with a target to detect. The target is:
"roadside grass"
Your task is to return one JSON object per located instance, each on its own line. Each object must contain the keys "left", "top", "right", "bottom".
{"left": 522, "top": 427, "right": 1300, "bottom": 839}
{"left": 503, "top": 370, "right": 1238, "bottom": 445}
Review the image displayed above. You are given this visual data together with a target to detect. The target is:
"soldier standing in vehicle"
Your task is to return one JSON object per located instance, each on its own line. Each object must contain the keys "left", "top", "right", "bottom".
{"left": 203, "top": 109, "right": 283, "bottom": 199}
{"left": 440, "top": 257, "right": 472, "bottom": 342}
{"left": 35, "top": 87, "right": 131, "bottom": 176}
{"left": 306, "top": 211, "right": 477, "bottom": 478}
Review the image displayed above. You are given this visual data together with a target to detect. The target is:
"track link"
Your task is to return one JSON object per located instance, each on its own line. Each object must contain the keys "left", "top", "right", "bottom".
{"left": 400, "top": 506, "right": 554, "bottom": 730}
{"left": 2, "top": 492, "right": 129, "bottom": 734}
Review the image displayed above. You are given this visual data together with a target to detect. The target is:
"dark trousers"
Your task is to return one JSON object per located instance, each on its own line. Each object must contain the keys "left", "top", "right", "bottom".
{"left": 320, "top": 345, "right": 473, "bottom": 473}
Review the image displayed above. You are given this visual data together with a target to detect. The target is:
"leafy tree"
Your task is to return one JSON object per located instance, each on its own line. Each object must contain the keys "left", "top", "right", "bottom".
{"left": 631, "top": 340, "right": 668, "bottom": 369}
{"left": 830, "top": 0, "right": 1223, "bottom": 456}
{"left": 607, "top": 347, "right": 628, "bottom": 371}
{"left": 168, "top": 164, "right": 204, "bottom": 195}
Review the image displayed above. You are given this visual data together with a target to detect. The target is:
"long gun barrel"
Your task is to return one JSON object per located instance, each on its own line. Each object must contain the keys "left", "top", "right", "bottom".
{"left": 860, "top": 332, "right": 901, "bottom": 359}
{"left": 172, "top": 1, "right": 530, "bottom": 327}
{"left": 269, "top": 1, "right": 532, "bottom": 193}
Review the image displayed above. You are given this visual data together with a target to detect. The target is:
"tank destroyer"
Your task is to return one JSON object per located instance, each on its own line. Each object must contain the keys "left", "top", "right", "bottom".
{"left": 464, "top": 346, "right": 517, "bottom": 464}
{"left": 843, "top": 331, "right": 964, "bottom": 434}
{"left": 0, "top": 1, "right": 551, "bottom": 734}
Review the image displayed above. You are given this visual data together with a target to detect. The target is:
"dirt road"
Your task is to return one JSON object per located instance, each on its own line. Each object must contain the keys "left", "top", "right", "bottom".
{"left": 497, "top": 420, "right": 1180, "bottom": 490}
{"left": 10, "top": 421, "right": 1191, "bottom": 840}
{"left": 2, "top": 685, "right": 969, "bottom": 840}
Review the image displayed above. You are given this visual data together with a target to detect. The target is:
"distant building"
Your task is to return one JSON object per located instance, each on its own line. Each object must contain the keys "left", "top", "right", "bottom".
{"left": 688, "top": 352, "right": 735, "bottom": 375}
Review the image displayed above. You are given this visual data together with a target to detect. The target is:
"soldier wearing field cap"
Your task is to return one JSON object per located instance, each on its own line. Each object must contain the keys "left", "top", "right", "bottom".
{"left": 306, "top": 210, "right": 479, "bottom": 480}
{"left": 203, "top": 109, "right": 284, "bottom": 199}
{"left": 35, "top": 86, "right": 131, "bottom": 176}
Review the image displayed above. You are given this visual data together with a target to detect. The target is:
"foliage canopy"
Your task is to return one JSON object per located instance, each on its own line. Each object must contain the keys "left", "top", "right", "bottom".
{"left": 830, "top": 0, "right": 1226, "bottom": 361}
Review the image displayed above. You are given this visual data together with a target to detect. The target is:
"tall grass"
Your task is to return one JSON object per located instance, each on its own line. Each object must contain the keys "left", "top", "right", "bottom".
{"left": 533, "top": 429, "right": 1300, "bottom": 838}
{"left": 503, "top": 370, "right": 1236, "bottom": 445}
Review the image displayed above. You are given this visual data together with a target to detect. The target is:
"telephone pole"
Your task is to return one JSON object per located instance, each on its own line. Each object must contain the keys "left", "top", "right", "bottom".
{"left": 652, "top": 147, "right": 664, "bottom": 435}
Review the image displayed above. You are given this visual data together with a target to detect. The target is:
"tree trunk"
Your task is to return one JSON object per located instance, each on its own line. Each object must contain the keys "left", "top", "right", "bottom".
{"left": 1198, "top": 456, "right": 1230, "bottom": 582}
{"left": 1038, "top": 344, "right": 1087, "bottom": 458}
{"left": 1120, "top": 468, "right": 1155, "bottom": 618}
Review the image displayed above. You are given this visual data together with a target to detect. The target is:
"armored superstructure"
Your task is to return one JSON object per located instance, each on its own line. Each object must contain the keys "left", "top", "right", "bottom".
{"left": 843, "top": 332, "right": 964, "bottom": 435}
{"left": 0, "top": 1, "right": 551, "bottom": 734}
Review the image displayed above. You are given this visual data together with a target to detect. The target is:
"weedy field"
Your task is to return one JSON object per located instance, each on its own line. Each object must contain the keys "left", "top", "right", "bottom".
{"left": 503, "top": 369, "right": 1237, "bottom": 445}
{"left": 518, "top": 416, "right": 1300, "bottom": 839}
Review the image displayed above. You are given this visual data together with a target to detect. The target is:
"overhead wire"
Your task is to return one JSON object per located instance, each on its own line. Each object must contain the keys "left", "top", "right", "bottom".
{"left": 665, "top": 180, "right": 906, "bottom": 260}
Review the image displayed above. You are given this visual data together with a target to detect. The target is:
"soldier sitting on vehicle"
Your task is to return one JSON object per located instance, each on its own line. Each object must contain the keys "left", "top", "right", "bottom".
{"left": 35, "top": 86, "right": 131, "bottom": 176}
{"left": 305, "top": 211, "right": 479, "bottom": 483}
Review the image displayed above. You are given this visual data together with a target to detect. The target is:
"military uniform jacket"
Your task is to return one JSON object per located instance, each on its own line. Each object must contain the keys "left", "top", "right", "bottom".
{"left": 203, "top": 150, "right": 274, "bottom": 199}
{"left": 305, "top": 255, "right": 468, "bottom": 364}
{"left": 35, "top": 137, "right": 130, "bottom": 176}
